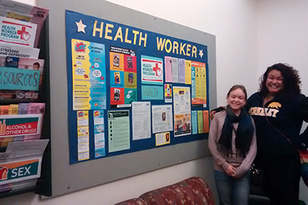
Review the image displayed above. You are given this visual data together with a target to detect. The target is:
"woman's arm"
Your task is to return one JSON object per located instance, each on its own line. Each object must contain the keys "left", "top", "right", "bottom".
{"left": 298, "top": 94, "right": 308, "bottom": 148}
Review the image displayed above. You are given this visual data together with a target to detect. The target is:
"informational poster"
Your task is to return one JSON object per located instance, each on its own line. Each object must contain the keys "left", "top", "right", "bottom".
{"left": 155, "top": 132, "right": 170, "bottom": 146}
{"left": 171, "top": 57, "right": 179, "bottom": 83}
{"left": 132, "top": 102, "right": 151, "bottom": 140}
{"left": 152, "top": 105, "right": 173, "bottom": 133}
{"left": 178, "top": 58, "right": 185, "bottom": 84}
{"left": 191, "top": 61, "right": 207, "bottom": 107}
{"left": 173, "top": 87, "right": 191, "bottom": 137}
{"left": 197, "top": 110, "right": 203, "bottom": 134}
{"left": 93, "top": 110, "right": 105, "bottom": 158}
{"left": 77, "top": 111, "right": 89, "bottom": 161}
{"left": 142, "top": 85, "right": 164, "bottom": 100}
{"left": 110, "top": 47, "right": 137, "bottom": 108}
{"left": 108, "top": 110, "right": 130, "bottom": 152}
{"left": 141, "top": 55, "right": 163, "bottom": 85}
{"left": 203, "top": 110, "right": 209, "bottom": 133}
{"left": 164, "top": 56, "right": 172, "bottom": 83}
{"left": 191, "top": 110, "right": 198, "bottom": 135}
{"left": 71, "top": 39, "right": 106, "bottom": 110}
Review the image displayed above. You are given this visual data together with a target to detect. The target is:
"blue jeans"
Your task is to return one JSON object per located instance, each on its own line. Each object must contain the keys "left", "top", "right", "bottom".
{"left": 214, "top": 170, "right": 250, "bottom": 205}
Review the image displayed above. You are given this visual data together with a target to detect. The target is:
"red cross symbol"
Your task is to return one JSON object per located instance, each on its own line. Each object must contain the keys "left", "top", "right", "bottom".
{"left": 17, "top": 27, "right": 27, "bottom": 40}
{"left": 152, "top": 63, "right": 162, "bottom": 77}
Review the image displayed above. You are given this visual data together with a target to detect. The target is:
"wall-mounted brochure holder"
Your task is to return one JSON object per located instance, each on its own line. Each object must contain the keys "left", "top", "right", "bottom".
{"left": 0, "top": 0, "right": 51, "bottom": 198}
{"left": 0, "top": 140, "right": 49, "bottom": 188}
{"left": 0, "top": 114, "right": 49, "bottom": 194}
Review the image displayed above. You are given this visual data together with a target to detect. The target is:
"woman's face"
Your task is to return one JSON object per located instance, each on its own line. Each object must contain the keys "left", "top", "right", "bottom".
{"left": 266, "top": 69, "right": 284, "bottom": 96}
{"left": 227, "top": 88, "right": 246, "bottom": 112}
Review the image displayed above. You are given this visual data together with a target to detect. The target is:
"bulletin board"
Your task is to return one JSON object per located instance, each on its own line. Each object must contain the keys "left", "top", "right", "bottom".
{"left": 38, "top": 0, "right": 217, "bottom": 197}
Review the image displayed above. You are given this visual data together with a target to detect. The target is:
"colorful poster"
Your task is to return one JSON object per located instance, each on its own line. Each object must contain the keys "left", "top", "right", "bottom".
{"left": 173, "top": 86, "right": 191, "bottom": 137}
{"left": 164, "top": 84, "right": 172, "bottom": 103}
{"left": 191, "top": 61, "right": 207, "bottom": 107}
{"left": 152, "top": 105, "right": 173, "bottom": 133}
{"left": 71, "top": 39, "right": 106, "bottom": 110}
{"left": 155, "top": 132, "right": 170, "bottom": 146}
{"left": 141, "top": 55, "right": 163, "bottom": 84}
{"left": 108, "top": 110, "right": 130, "bottom": 152}
{"left": 132, "top": 102, "right": 151, "bottom": 140}
{"left": 0, "top": 17, "right": 37, "bottom": 47}
{"left": 93, "top": 110, "right": 105, "bottom": 158}
{"left": 142, "top": 85, "right": 163, "bottom": 100}
{"left": 110, "top": 47, "right": 137, "bottom": 108}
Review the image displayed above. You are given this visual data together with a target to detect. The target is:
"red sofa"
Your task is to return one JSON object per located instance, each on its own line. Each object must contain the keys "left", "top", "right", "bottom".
{"left": 115, "top": 177, "right": 215, "bottom": 205}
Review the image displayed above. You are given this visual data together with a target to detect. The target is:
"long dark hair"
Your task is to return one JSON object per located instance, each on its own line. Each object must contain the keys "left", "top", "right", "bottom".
{"left": 259, "top": 63, "right": 301, "bottom": 97}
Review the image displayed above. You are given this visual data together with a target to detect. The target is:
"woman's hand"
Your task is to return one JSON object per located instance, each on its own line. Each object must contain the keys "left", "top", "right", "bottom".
{"left": 225, "top": 165, "right": 236, "bottom": 176}
{"left": 210, "top": 106, "right": 226, "bottom": 120}
{"left": 210, "top": 110, "right": 216, "bottom": 120}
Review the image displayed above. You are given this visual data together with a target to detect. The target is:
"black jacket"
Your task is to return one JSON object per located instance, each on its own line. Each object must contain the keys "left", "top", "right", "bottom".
{"left": 245, "top": 92, "right": 308, "bottom": 155}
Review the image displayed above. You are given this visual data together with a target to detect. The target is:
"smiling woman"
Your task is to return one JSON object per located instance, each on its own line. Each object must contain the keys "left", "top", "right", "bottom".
{"left": 208, "top": 84, "right": 257, "bottom": 205}
{"left": 245, "top": 63, "right": 308, "bottom": 205}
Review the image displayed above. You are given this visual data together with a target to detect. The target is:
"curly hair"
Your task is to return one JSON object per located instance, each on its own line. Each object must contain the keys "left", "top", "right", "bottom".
{"left": 259, "top": 63, "right": 301, "bottom": 97}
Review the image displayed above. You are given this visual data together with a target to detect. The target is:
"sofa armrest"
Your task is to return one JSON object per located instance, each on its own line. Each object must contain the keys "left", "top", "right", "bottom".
{"left": 115, "top": 198, "right": 146, "bottom": 205}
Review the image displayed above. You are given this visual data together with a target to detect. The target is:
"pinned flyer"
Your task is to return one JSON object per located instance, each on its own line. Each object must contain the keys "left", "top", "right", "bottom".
{"left": 155, "top": 132, "right": 171, "bottom": 146}
{"left": 0, "top": 17, "right": 37, "bottom": 47}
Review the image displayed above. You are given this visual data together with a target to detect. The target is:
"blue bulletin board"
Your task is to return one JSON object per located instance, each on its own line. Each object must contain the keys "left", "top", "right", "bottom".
{"left": 66, "top": 10, "right": 210, "bottom": 164}
{"left": 39, "top": 0, "right": 216, "bottom": 197}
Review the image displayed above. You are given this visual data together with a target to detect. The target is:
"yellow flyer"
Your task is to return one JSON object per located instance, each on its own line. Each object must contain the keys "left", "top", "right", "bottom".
{"left": 185, "top": 60, "right": 192, "bottom": 84}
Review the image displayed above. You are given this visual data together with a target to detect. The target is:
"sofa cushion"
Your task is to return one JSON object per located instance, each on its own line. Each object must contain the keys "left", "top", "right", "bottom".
{"left": 139, "top": 177, "right": 214, "bottom": 205}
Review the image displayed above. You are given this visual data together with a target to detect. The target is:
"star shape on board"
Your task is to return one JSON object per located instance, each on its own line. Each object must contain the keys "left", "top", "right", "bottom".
{"left": 76, "top": 20, "right": 86, "bottom": 33}
{"left": 199, "top": 49, "right": 204, "bottom": 58}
